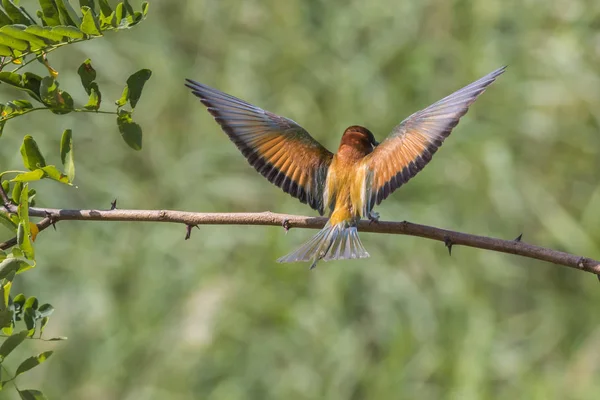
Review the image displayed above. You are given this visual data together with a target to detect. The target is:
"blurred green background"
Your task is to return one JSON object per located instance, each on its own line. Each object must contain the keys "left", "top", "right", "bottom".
{"left": 2, "top": 0, "right": 600, "bottom": 398}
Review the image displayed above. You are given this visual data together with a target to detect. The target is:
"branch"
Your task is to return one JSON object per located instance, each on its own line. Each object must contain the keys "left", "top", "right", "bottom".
{"left": 1, "top": 201, "right": 599, "bottom": 276}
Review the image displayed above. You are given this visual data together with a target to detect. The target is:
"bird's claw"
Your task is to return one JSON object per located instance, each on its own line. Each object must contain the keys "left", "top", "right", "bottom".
{"left": 368, "top": 211, "right": 380, "bottom": 224}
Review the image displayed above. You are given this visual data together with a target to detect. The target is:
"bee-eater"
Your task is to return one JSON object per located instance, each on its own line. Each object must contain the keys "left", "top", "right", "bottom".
{"left": 186, "top": 66, "right": 505, "bottom": 268}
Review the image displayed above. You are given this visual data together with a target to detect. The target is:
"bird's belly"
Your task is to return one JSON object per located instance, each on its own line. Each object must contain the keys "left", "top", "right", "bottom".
{"left": 325, "top": 164, "right": 368, "bottom": 225}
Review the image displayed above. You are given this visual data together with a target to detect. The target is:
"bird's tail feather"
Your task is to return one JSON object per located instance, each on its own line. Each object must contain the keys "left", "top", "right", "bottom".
{"left": 277, "top": 222, "right": 370, "bottom": 268}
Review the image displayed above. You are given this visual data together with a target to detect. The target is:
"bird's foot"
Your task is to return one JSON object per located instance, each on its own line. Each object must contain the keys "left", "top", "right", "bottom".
{"left": 368, "top": 211, "right": 380, "bottom": 224}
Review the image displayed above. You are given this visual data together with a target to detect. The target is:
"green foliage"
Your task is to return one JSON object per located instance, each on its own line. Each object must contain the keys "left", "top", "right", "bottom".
{"left": 0, "top": 1, "right": 151, "bottom": 397}
{"left": 0, "top": 1, "right": 151, "bottom": 149}
{"left": 60, "top": 129, "right": 74, "bottom": 182}
{"left": 117, "top": 109, "right": 142, "bottom": 150}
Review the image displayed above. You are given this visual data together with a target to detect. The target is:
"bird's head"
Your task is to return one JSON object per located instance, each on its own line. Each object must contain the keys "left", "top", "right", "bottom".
{"left": 340, "top": 125, "right": 379, "bottom": 152}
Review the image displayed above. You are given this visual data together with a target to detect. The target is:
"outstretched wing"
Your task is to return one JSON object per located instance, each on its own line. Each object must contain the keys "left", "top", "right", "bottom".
{"left": 186, "top": 80, "right": 334, "bottom": 215}
{"left": 361, "top": 66, "right": 506, "bottom": 211}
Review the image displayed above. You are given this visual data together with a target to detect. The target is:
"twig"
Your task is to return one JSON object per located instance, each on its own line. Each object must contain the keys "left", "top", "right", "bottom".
{"left": 1, "top": 203, "right": 599, "bottom": 275}
{"left": 0, "top": 217, "right": 55, "bottom": 250}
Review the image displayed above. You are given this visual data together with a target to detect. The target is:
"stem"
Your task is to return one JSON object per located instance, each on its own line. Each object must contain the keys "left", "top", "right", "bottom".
{"left": 0, "top": 334, "right": 62, "bottom": 342}
{"left": 0, "top": 364, "right": 19, "bottom": 390}
{"left": 0, "top": 107, "right": 47, "bottom": 123}
{"left": 72, "top": 109, "right": 117, "bottom": 115}
{"left": 0, "top": 171, "right": 27, "bottom": 180}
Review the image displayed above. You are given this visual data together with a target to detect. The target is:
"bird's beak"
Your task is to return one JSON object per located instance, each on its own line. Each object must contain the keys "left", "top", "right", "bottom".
{"left": 372, "top": 140, "right": 379, "bottom": 149}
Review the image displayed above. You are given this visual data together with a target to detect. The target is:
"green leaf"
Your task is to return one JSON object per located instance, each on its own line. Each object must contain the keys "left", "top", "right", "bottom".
{"left": 27, "top": 187, "right": 36, "bottom": 206}
{"left": 17, "top": 184, "right": 34, "bottom": 260}
{"left": 0, "top": 211, "right": 17, "bottom": 231}
{"left": 39, "top": 76, "right": 57, "bottom": 105}
{"left": 98, "top": 0, "right": 112, "bottom": 17}
{"left": 3, "top": 99, "right": 33, "bottom": 119}
{"left": 54, "top": 0, "right": 81, "bottom": 26}
{"left": 54, "top": 89, "right": 74, "bottom": 113}
{"left": 8, "top": 99, "right": 33, "bottom": 110}
{"left": 0, "top": 44, "right": 12, "bottom": 55}
{"left": 0, "top": 330, "right": 27, "bottom": 360}
{"left": 11, "top": 169, "right": 45, "bottom": 182}
{"left": 123, "top": 0, "right": 134, "bottom": 16}
{"left": 127, "top": 11, "right": 143, "bottom": 27}
{"left": 60, "top": 129, "right": 75, "bottom": 182}
{"left": 0, "top": 32, "right": 28, "bottom": 51}
{"left": 115, "top": 2, "right": 123, "bottom": 23}
{"left": 20, "top": 135, "right": 46, "bottom": 171}
{"left": 17, "top": 222, "right": 34, "bottom": 259}
{"left": 0, "top": 25, "right": 46, "bottom": 50}
{"left": 0, "top": 309, "right": 12, "bottom": 329}
{"left": 13, "top": 293, "right": 25, "bottom": 309}
{"left": 77, "top": 58, "right": 96, "bottom": 94}
{"left": 97, "top": 0, "right": 114, "bottom": 28}
{"left": 0, "top": 71, "right": 43, "bottom": 103}
{"left": 142, "top": 2, "right": 149, "bottom": 17}
{"left": 25, "top": 25, "right": 63, "bottom": 42}
{"left": 2, "top": 0, "right": 33, "bottom": 25}
{"left": 38, "top": 0, "right": 62, "bottom": 26}
{"left": 80, "top": 6, "right": 101, "bottom": 36}
{"left": 24, "top": 296, "right": 38, "bottom": 311}
{"left": 0, "top": 71, "right": 21, "bottom": 86}
{"left": 38, "top": 303, "right": 53, "bottom": 317}
{"left": 125, "top": 69, "right": 151, "bottom": 108}
{"left": 2, "top": 100, "right": 30, "bottom": 119}
{"left": 117, "top": 110, "right": 142, "bottom": 150}
{"left": 39, "top": 316, "right": 49, "bottom": 336}
{"left": 24, "top": 307, "right": 35, "bottom": 334}
{"left": 0, "top": 9, "right": 12, "bottom": 28}
{"left": 11, "top": 180, "right": 21, "bottom": 203}
{"left": 115, "top": 85, "right": 127, "bottom": 108}
{"left": 51, "top": 25, "right": 85, "bottom": 39}
{"left": 84, "top": 82, "right": 100, "bottom": 110}
{"left": 18, "top": 182, "right": 29, "bottom": 225}
{"left": 0, "top": 258, "right": 27, "bottom": 280}
{"left": 21, "top": 72, "right": 43, "bottom": 103}
{"left": 15, "top": 351, "right": 53, "bottom": 377}
{"left": 79, "top": 0, "right": 96, "bottom": 10}
{"left": 1, "top": 279, "right": 11, "bottom": 306}
{"left": 41, "top": 165, "right": 70, "bottom": 184}
{"left": 19, "top": 389, "right": 49, "bottom": 400}
{"left": 40, "top": 77, "right": 73, "bottom": 113}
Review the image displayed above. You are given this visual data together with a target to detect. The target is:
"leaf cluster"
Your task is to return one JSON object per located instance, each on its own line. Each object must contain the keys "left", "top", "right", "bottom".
{"left": 0, "top": 1, "right": 151, "bottom": 397}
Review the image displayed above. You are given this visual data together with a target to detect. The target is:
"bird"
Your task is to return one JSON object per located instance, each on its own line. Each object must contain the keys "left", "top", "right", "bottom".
{"left": 186, "top": 66, "right": 505, "bottom": 269}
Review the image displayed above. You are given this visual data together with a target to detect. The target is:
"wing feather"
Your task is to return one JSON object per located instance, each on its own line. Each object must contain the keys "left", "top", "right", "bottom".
{"left": 362, "top": 66, "right": 506, "bottom": 209}
{"left": 186, "top": 80, "right": 334, "bottom": 214}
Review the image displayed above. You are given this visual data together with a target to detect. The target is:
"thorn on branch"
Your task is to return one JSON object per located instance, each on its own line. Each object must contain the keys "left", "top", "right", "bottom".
{"left": 282, "top": 219, "right": 291, "bottom": 233}
{"left": 110, "top": 199, "right": 118, "bottom": 210}
{"left": 444, "top": 235, "right": 453, "bottom": 256}
{"left": 44, "top": 211, "right": 56, "bottom": 230}
{"left": 514, "top": 233, "right": 523, "bottom": 242}
{"left": 185, "top": 224, "right": 199, "bottom": 240}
